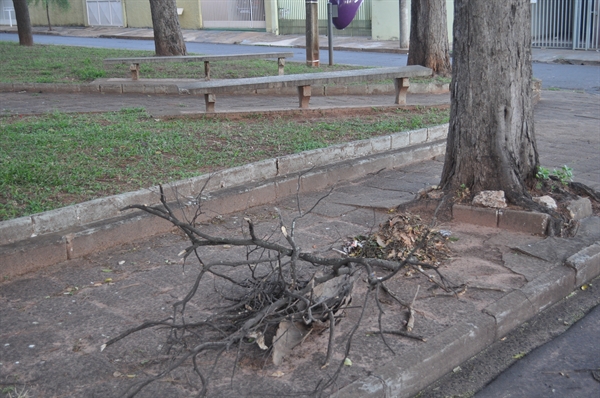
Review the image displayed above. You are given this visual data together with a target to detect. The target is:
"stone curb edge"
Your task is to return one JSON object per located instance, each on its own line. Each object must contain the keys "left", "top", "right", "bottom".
{"left": 336, "top": 243, "right": 600, "bottom": 397}
{"left": 0, "top": 125, "right": 448, "bottom": 278}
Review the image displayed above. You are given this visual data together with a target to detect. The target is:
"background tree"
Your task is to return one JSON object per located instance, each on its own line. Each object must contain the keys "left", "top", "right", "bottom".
{"left": 407, "top": 0, "right": 451, "bottom": 76}
{"left": 149, "top": 0, "right": 187, "bottom": 56}
{"left": 440, "top": 1, "right": 538, "bottom": 207}
{"left": 12, "top": 0, "right": 33, "bottom": 46}
{"left": 28, "top": 0, "right": 70, "bottom": 31}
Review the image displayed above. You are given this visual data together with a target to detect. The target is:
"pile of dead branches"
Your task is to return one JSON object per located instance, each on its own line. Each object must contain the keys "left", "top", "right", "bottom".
{"left": 102, "top": 186, "right": 457, "bottom": 397}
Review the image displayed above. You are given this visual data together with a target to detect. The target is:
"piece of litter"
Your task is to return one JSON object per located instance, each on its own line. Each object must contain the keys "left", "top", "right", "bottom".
{"left": 343, "top": 358, "right": 353, "bottom": 366}
{"left": 118, "top": 261, "right": 125, "bottom": 265}
{"left": 29, "top": 345, "right": 35, "bottom": 348}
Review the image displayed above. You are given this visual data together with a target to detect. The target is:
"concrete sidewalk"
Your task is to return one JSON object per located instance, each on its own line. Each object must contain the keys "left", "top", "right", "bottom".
{"left": 0, "top": 85, "right": 599, "bottom": 398}
{"left": 2, "top": 25, "right": 600, "bottom": 65}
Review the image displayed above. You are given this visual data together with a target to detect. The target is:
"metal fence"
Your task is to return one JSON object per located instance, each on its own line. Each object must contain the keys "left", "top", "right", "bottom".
{"left": 201, "top": 0, "right": 266, "bottom": 29}
{"left": 531, "top": 0, "right": 599, "bottom": 50}
{"left": 277, "top": 0, "right": 372, "bottom": 36}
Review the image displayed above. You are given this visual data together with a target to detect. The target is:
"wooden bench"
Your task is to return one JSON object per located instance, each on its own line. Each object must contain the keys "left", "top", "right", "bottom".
{"left": 177, "top": 65, "right": 433, "bottom": 112}
{"left": 103, "top": 52, "right": 294, "bottom": 81}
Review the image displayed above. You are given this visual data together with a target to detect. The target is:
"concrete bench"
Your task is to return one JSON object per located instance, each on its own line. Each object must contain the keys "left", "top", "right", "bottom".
{"left": 177, "top": 65, "right": 433, "bottom": 112}
{"left": 103, "top": 52, "right": 294, "bottom": 81}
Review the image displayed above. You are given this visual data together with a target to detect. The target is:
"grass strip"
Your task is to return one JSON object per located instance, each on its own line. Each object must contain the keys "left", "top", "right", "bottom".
{"left": 0, "top": 107, "right": 449, "bottom": 221}
{"left": 0, "top": 42, "right": 360, "bottom": 84}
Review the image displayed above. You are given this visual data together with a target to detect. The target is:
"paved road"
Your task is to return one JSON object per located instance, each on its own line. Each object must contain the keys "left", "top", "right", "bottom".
{"left": 1, "top": 33, "right": 600, "bottom": 94}
{"left": 477, "top": 302, "right": 600, "bottom": 398}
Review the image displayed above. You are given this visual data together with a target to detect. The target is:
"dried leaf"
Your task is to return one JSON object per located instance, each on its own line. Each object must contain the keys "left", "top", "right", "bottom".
{"left": 270, "top": 371, "right": 285, "bottom": 378}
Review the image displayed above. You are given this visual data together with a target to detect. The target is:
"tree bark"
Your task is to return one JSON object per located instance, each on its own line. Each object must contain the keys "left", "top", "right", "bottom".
{"left": 148, "top": 0, "right": 187, "bottom": 56}
{"left": 12, "top": 0, "right": 33, "bottom": 46}
{"left": 440, "top": 0, "right": 538, "bottom": 205}
{"left": 407, "top": 0, "right": 451, "bottom": 76}
{"left": 46, "top": 1, "right": 52, "bottom": 31}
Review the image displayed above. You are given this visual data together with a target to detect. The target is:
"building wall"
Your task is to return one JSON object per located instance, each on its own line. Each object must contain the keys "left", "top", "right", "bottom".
{"left": 371, "top": 0, "right": 454, "bottom": 43}
{"left": 28, "top": 0, "right": 87, "bottom": 27}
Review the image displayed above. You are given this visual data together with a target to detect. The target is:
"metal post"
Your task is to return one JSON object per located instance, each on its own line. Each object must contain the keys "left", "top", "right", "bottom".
{"left": 327, "top": 2, "right": 334, "bottom": 65}
{"left": 399, "top": 0, "right": 409, "bottom": 49}
{"left": 306, "top": 0, "right": 319, "bottom": 67}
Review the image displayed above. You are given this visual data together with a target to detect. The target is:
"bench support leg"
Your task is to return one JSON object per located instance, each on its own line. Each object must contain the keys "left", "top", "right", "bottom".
{"left": 204, "top": 61, "right": 210, "bottom": 80}
{"left": 298, "top": 85, "right": 312, "bottom": 109}
{"left": 130, "top": 63, "right": 140, "bottom": 81}
{"left": 278, "top": 57, "right": 285, "bottom": 76}
{"left": 204, "top": 93, "right": 216, "bottom": 113}
{"left": 394, "top": 77, "right": 409, "bottom": 105}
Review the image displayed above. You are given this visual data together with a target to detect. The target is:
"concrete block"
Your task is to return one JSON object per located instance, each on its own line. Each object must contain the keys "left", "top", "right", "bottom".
{"left": 0, "top": 83, "right": 14, "bottom": 92}
{"left": 80, "top": 84, "right": 99, "bottom": 93}
{"left": 0, "top": 234, "right": 67, "bottom": 279}
{"left": 122, "top": 84, "right": 146, "bottom": 94}
{"left": 409, "top": 128, "right": 428, "bottom": 145}
{"left": 366, "top": 83, "right": 393, "bottom": 95}
{"left": 369, "top": 135, "right": 392, "bottom": 153}
{"left": 75, "top": 197, "right": 123, "bottom": 226}
{"left": 68, "top": 212, "right": 175, "bottom": 259}
{"left": 206, "top": 159, "right": 277, "bottom": 191}
{"left": 153, "top": 84, "right": 180, "bottom": 95}
{"left": 498, "top": 209, "right": 550, "bottom": 235}
{"left": 452, "top": 205, "right": 498, "bottom": 227}
{"left": 12, "top": 83, "right": 36, "bottom": 92}
{"left": 483, "top": 290, "right": 537, "bottom": 339}
{"left": 565, "top": 243, "right": 600, "bottom": 287}
{"left": 0, "top": 216, "right": 34, "bottom": 245}
{"left": 31, "top": 206, "right": 80, "bottom": 236}
{"left": 275, "top": 177, "right": 301, "bottom": 200}
{"left": 99, "top": 84, "right": 123, "bottom": 94}
{"left": 427, "top": 124, "right": 448, "bottom": 141}
{"left": 323, "top": 85, "right": 348, "bottom": 96}
{"left": 201, "top": 183, "right": 276, "bottom": 216}
{"left": 390, "top": 131, "right": 410, "bottom": 149}
{"left": 34, "top": 83, "right": 57, "bottom": 93}
{"left": 337, "top": 312, "right": 495, "bottom": 398}
{"left": 521, "top": 266, "right": 576, "bottom": 313}
{"left": 346, "top": 85, "right": 367, "bottom": 95}
{"left": 113, "top": 188, "right": 162, "bottom": 215}
{"left": 277, "top": 147, "right": 344, "bottom": 176}
{"left": 56, "top": 84, "right": 80, "bottom": 93}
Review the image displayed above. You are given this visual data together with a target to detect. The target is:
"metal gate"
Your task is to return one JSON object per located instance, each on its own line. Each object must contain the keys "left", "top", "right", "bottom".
{"left": 531, "top": 0, "right": 599, "bottom": 50}
{"left": 277, "top": 0, "right": 371, "bottom": 37}
{"left": 86, "top": 0, "right": 123, "bottom": 27}
{"left": 201, "top": 0, "right": 266, "bottom": 29}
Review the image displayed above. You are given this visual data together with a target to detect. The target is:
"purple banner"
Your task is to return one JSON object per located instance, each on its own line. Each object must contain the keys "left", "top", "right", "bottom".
{"left": 331, "top": 0, "right": 364, "bottom": 30}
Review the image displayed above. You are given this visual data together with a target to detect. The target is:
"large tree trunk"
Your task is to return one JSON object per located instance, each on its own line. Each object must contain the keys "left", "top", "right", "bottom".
{"left": 12, "top": 0, "right": 33, "bottom": 46}
{"left": 407, "top": 0, "right": 451, "bottom": 76}
{"left": 440, "top": 0, "right": 538, "bottom": 205}
{"left": 148, "top": 0, "right": 187, "bottom": 56}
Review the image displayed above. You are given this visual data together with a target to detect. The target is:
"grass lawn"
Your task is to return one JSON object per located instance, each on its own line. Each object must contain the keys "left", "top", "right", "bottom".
{"left": 0, "top": 42, "right": 361, "bottom": 83}
{"left": 0, "top": 42, "right": 450, "bottom": 221}
{"left": 0, "top": 107, "right": 449, "bottom": 221}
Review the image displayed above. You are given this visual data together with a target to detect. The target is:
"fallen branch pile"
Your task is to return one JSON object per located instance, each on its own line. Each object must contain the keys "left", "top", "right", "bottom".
{"left": 103, "top": 186, "right": 457, "bottom": 397}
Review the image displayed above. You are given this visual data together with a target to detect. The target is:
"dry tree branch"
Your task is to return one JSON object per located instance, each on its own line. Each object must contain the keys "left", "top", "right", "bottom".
{"left": 105, "top": 184, "right": 454, "bottom": 397}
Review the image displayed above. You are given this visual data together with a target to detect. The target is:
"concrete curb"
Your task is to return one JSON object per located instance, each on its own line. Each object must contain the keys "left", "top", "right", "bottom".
{"left": 0, "top": 125, "right": 448, "bottom": 278}
{"left": 336, "top": 241, "right": 600, "bottom": 398}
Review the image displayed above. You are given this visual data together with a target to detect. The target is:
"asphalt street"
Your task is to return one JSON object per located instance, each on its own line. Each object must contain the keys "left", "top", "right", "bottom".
{"left": 1, "top": 32, "right": 600, "bottom": 94}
